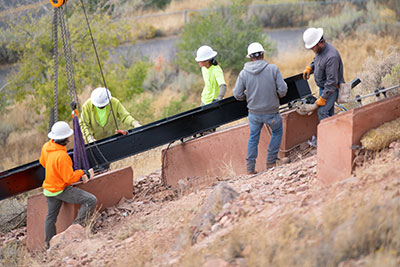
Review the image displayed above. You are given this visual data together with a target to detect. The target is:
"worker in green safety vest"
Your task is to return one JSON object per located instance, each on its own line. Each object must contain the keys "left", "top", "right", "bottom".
{"left": 195, "top": 45, "right": 227, "bottom": 105}
{"left": 80, "top": 87, "right": 141, "bottom": 143}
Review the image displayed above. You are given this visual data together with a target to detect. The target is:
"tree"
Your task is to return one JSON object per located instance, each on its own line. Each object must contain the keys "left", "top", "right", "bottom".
{"left": 176, "top": 1, "right": 274, "bottom": 74}
{"left": 0, "top": 4, "right": 131, "bottom": 126}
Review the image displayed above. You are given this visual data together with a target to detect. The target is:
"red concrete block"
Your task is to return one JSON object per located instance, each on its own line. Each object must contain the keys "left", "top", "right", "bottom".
{"left": 162, "top": 109, "right": 318, "bottom": 188}
{"left": 281, "top": 109, "right": 318, "bottom": 152}
{"left": 317, "top": 94, "right": 400, "bottom": 185}
{"left": 27, "top": 166, "right": 133, "bottom": 251}
{"left": 162, "top": 123, "right": 269, "bottom": 188}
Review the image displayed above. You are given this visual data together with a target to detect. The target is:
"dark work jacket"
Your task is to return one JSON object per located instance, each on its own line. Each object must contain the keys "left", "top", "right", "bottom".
{"left": 310, "top": 42, "right": 345, "bottom": 99}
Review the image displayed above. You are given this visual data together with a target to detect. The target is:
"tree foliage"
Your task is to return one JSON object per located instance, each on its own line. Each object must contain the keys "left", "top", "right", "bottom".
{"left": 176, "top": 1, "right": 274, "bottom": 74}
{"left": 0, "top": 4, "right": 132, "bottom": 125}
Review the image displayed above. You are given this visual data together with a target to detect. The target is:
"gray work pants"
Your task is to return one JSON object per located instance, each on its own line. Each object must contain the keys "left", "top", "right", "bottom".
{"left": 45, "top": 186, "right": 97, "bottom": 244}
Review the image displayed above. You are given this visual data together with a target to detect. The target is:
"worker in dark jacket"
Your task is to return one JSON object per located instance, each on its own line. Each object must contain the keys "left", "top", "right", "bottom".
{"left": 40, "top": 121, "right": 97, "bottom": 249}
{"left": 302, "top": 27, "right": 345, "bottom": 122}
{"left": 233, "top": 42, "right": 287, "bottom": 174}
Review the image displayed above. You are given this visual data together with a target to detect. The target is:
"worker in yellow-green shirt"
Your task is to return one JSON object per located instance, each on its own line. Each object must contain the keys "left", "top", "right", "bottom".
{"left": 195, "top": 45, "right": 227, "bottom": 105}
{"left": 80, "top": 87, "right": 141, "bottom": 143}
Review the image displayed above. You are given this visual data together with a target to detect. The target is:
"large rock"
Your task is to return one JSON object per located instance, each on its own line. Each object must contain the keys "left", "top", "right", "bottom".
{"left": 50, "top": 223, "right": 86, "bottom": 248}
{"left": 173, "top": 182, "right": 239, "bottom": 250}
{"left": 0, "top": 198, "right": 26, "bottom": 232}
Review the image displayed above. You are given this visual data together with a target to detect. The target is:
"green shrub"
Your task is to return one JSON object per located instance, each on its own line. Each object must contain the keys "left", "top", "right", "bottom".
{"left": 143, "top": 0, "right": 172, "bottom": 10}
{"left": 176, "top": 1, "right": 275, "bottom": 74}
{"left": 355, "top": 47, "right": 400, "bottom": 105}
{"left": 358, "top": 1, "right": 400, "bottom": 37}
{"left": 126, "top": 96, "right": 155, "bottom": 124}
{"left": 0, "top": 121, "right": 13, "bottom": 146}
{"left": 0, "top": 44, "right": 19, "bottom": 65}
{"left": 308, "top": 3, "right": 364, "bottom": 40}
{"left": 249, "top": 3, "right": 303, "bottom": 28}
{"left": 107, "top": 60, "right": 151, "bottom": 99}
{"left": 160, "top": 94, "right": 196, "bottom": 119}
{"left": 1, "top": 5, "right": 130, "bottom": 127}
{"left": 143, "top": 61, "right": 178, "bottom": 92}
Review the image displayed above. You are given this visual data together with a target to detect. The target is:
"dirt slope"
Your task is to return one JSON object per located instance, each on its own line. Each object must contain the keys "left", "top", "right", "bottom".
{"left": 2, "top": 141, "right": 400, "bottom": 266}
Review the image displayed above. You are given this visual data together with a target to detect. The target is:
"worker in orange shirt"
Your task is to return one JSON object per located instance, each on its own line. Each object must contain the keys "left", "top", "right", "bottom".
{"left": 40, "top": 121, "right": 97, "bottom": 249}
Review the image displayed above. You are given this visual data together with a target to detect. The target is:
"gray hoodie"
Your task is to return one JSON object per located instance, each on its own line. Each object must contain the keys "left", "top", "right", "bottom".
{"left": 233, "top": 60, "right": 287, "bottom": 114}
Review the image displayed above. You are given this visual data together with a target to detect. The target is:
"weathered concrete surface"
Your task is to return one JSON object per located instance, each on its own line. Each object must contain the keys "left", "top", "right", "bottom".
{"left": 162, "top": 123, "right": 270, "bottom": 188}
{"left": 162, "top": 109, "right": 318, "bottom": 188}
{"left": 317, "top": 94, "right": 400, "bottom": 185}
{"left": 281, "top": 109, "right": 318, "bottom": 152}
{"left": 27, "top": 166, "right": 133, "bottom": 251}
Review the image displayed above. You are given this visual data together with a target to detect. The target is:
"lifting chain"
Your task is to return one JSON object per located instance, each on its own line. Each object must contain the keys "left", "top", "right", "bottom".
{"left": 52, "top": 3, "right": 78, "bottom": 123}
{"left": 49, "top": 0, "right": 67, "bottom": 8}
{"left": 52, "top": 7, "right": 59, "bottom": 122}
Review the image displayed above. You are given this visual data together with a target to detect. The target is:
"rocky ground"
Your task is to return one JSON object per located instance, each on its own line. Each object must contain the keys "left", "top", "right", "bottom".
{"left": 1, "top": 140, "right": 400, "bottom": 267}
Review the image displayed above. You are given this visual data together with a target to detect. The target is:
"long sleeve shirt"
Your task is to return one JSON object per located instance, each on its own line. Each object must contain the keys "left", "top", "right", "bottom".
{"left": 310, "top": 42, "right": 345, "bottom": 99}
{"left": 80, "top": 97, "right": 136, "bottom": 142}
{"left": 40, "top": 140, "right": 84, "bottom": 193}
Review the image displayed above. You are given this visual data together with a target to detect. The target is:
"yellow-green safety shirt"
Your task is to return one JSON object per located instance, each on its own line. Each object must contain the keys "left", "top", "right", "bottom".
{"left": 80, "top": 97, "right": 136, "bottom": 142}
{"left": 201, "top": 65, "right": 226, "bottom": 105}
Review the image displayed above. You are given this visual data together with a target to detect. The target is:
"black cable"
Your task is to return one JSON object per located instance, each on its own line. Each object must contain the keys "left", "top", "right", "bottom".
{"left": 79, "top": 0, "right": 119, "bottom": 131}
{"left": 161, "top": 142, "right": 174, "bottom": 185}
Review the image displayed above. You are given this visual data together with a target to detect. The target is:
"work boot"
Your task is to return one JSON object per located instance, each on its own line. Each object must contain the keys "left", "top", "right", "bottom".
{"left": 266, "top": 162, "right": 276, "bottom": 169}
{"left": 247, "top": 170, "right": 257, "bottom": 175}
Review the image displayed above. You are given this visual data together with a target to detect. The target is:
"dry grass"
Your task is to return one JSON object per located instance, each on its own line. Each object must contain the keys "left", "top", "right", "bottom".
{"left": 1, "top": 33, "right": 399, "bottom": 174}
{"left": 361, "top": 118, "right": 400, "bottom": 151}
{"left": 178, "top": 154, "right": 400, "bottom": 266}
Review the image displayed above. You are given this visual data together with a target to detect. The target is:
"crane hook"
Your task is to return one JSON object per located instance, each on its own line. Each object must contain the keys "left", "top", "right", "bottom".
{"left": 49, "top": 0, "right": 66, "bottom": 8}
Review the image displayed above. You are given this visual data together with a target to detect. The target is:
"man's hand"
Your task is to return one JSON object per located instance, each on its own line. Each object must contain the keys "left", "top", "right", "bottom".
{"left": 82, "top": 168, "right": 94, "bottom": 184}
{"left": 115, "top": 129, "right": 128, "bottom": 135}
{"left": 81, "top": 174, "right": 89, "bottom": 184}
{"left": 87, "top": 136, "right": 96, "bottom": 143}
{"left": 303, "top": 66, "right": 312, "bottom": 80}
{"left": 315, "top": 97, "right": 327, "bottom": 106}
{"left": 132, "top": 121, "right": 142, "bottom": 128}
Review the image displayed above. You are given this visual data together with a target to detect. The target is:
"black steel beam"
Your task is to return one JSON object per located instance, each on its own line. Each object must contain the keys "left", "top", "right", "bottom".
{"left": 0, "top": 73, "right": 311, "bottom": 200}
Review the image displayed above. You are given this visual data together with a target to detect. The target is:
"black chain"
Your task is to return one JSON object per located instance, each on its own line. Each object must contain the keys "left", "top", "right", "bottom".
{"left": 52, "top": 8, "right": 59, "bottom": 123}
{"left": 58, "top": 5, "right": 77, "bottom": 106}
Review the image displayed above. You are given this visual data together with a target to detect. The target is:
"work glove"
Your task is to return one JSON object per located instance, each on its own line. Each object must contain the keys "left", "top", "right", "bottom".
{"left": 303, "top": 66, "right": 312, "bottom": 80}
{"left": 132, "top": 121, "right": 142, "bottom": 128}
{"left": 115, "top": 129, "right": 128, "bottom": 135}
{"left": 315, "top": 97, "right": 327, "bottom": 106}
{"left": 296, "top": 103, "right": 318, "bottom": 116}
{"left": 87, "top": 136, "right": 96, "bottom": 143}
{"left": 82, "top": 168, "right": 94, "bottom": 184}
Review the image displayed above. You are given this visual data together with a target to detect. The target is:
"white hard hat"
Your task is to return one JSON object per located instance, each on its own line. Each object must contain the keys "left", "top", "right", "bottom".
{"left": 195, "top": 45, "right": 217, "bottom": 62}
{"left": 48, "top": 121, "right": 74, "bottom": 140}
{"left": 303, "top": 27, "right": 324, "bottom": 49}
{"left": 247, "top": 42, "right": 265, "bottom": 58}
{"left": 91, "top": 87, "right": 111, "bottom": 107}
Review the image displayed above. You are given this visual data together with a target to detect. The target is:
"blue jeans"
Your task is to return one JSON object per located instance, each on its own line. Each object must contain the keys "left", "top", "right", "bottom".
{"left": 246, "top": 112, "right": 283, "bottom": 171}
{"left": 318, "top": 87, "right": 338, "bottom": 121}
{"left": 45, "top": 186, "right": 97, "bottom": 245}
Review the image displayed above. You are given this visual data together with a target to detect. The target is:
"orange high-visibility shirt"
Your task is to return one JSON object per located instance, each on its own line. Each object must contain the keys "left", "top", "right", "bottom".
{"left": 40, "top": 140, "right": 84, "bottom": 193}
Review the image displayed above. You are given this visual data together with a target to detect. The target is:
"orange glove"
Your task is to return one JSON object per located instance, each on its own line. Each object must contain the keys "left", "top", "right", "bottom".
{"left": 115, "top": 129, "right": 128, "bottom": 135}
{"left": 303, "top": 66, "right": 312, "bottom": 80}
{"left": 315, "top": 97, "right": 327, "bottom": 106}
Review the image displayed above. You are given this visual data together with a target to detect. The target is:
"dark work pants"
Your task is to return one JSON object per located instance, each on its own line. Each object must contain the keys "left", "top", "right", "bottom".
{"left": 44, "top": 186, "right": 97, "bottom": 245}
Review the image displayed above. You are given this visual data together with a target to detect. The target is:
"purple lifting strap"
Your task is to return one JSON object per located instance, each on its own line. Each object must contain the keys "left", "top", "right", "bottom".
{"left": 72, "top": 115, "right": 90, "bottom": 170}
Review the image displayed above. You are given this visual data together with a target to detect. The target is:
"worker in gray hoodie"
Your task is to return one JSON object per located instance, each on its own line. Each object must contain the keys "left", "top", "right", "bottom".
{"left": 233, "top": 42, "right": 287, "bottom": 174}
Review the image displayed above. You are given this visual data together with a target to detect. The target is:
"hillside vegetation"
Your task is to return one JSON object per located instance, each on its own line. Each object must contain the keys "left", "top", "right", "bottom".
{"left": 0, "top": 1, "right": 399, "bottom": 265}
